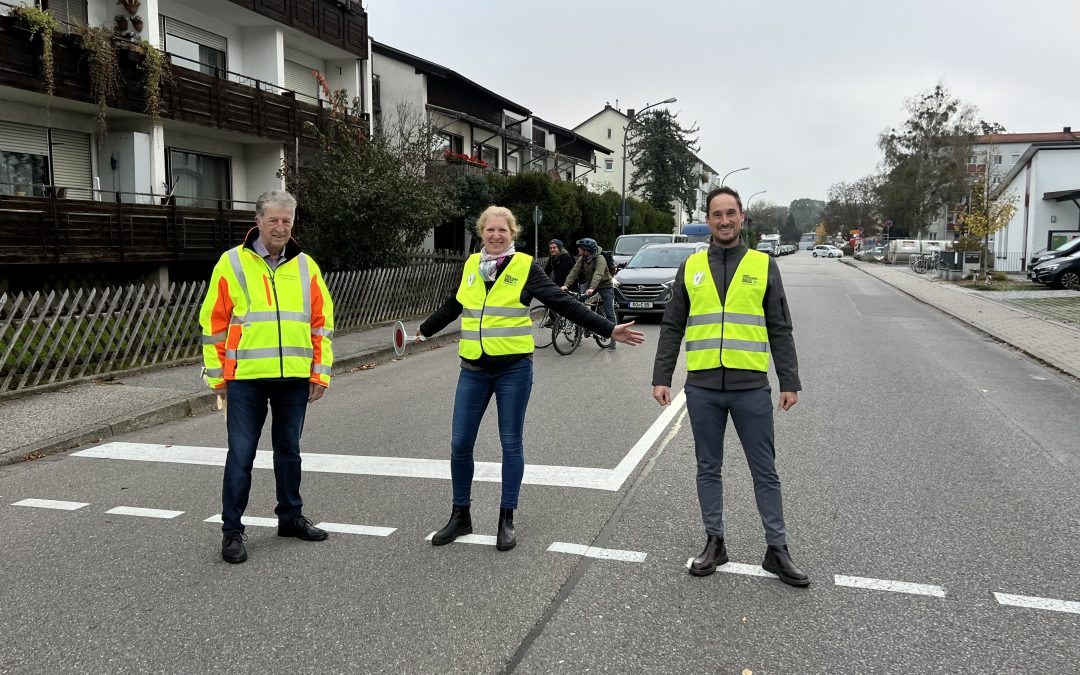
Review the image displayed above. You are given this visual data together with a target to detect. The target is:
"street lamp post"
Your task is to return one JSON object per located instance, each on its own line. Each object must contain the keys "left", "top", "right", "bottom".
{"left": 620, "top": 97, "right": 677, "bottom": 235}
{"left": 745, "top": 190, "right": 766, "bottom": 213}
{"left": 720, "top": 166, "right": 749, "bottom": 187}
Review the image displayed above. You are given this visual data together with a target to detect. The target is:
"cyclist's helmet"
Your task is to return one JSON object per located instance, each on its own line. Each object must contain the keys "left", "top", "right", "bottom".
{"left": 575, "top": 237, "right": 599, "bottom": 253}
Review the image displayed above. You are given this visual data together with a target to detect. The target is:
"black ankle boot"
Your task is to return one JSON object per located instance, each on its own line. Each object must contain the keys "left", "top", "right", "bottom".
{"left": 688, "top": 534, "right": 728, "bottom": 576}
{"left": 431, "top": 505, "right": 472, "bottom": 546}
{"left": 762, "top": 544, "right": 811, "bottom": 587}
{"left": 496, "top": 508, "right": 516, "bottom": 551}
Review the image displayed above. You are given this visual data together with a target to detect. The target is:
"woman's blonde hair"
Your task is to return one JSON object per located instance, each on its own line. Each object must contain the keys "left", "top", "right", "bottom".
{"left": 474, "top": 205, "right": 519, "bottom": 239}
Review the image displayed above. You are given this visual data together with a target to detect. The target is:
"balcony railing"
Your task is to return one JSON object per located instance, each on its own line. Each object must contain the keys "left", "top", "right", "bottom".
{"left": 0, "top": 13, "right": 367, "bottom": 142}
{"left": 0, "top": 188, "right": 258, "bottom": 265}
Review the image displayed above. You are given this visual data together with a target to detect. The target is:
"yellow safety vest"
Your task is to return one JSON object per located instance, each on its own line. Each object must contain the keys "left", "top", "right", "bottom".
{"left": 684, "top": 249, "right": 769, "bottom": 372}
{"left": 456, "top": 253, "right": 534, "bottom": 359}
{"left": 199, "top": 243, "right": 334, "bottom": 388}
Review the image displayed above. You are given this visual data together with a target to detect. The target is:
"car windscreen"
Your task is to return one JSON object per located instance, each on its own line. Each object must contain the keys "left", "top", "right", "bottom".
{"left": 1053, "top": 237, "right": 1080, "bottom": 252}
{"left": 614, "top": 236, "right": 673, "bottom": 255}
{"left": 626, "top": 248, "right": 696, "bottom": 269}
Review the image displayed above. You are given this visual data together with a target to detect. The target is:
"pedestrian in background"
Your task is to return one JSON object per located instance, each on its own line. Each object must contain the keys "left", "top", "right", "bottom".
{"left": 651, "top": 186, "right": 809, "bottom": 587}
{"left": 544, "top": 239, "right": 575, "bottom": 287}
{"left": 419, "top": 206, "right": 644, "bottom": 551}
{"left": 199, "top": 189, "right": 334, "bottom": 564}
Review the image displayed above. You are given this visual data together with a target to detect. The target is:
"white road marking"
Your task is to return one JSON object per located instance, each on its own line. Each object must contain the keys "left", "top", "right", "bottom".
{"left": 547, "top": 542, "right": 647, "bottom": 562}
{"left": 315, "top": 522, "right": 396, "bottom": 537}
{"left": 105, "top": 506, "right": 184, "bottom": 519}
{"left": 424, "top": 532, "right": 497, "bottom": 546}
{"left": 605, "top": 390, "right": 686, "bottom": 490}
{"left": 12, "top": 498, "right": 88, "bottom": 511}
{"left": 994, "top": 592, "right": 1080, "bottom": 615}
{"left": 684, "top": 558, "right": 778, "bottom": 578}
{"left": 203, "top": 514, "right": 278, "bottom": 528}
{"left": 835, "top": 575, "right": 946, "bottom": 598}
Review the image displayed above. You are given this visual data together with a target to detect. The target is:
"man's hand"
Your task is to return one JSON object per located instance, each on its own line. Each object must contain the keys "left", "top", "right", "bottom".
{"left": 612, "top": 321, "right": 645, "bottom": 346}
{"left": 652, "top": 385, "right": 671, "bottom": 407}
{"left": 584, "top": 288, "right": 595, "bottom": 296}
{"left": 215, "top": 383, "right": 227, "bottom": 399}
{"left": 560, "top": 285, "right": 568, "bottom": 291}
{"left": 778, "top": 391, "right": 798, "bottom": 411}
{"left": 309, "top": 382, "right": 326, "bottom": 403}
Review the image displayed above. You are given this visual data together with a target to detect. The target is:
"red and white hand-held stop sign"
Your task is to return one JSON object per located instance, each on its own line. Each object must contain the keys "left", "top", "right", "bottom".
{"left": 392, "top": 320, "right": 425, "bottom": 356}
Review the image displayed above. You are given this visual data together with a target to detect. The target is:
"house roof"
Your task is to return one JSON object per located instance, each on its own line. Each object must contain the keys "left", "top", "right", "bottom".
{"left": 1044, "top": 189, "right": 1080, "bottom": 202}
{"left": 991, "top": 141, "right": 1080, "bottom": 198}
{"left": 532, "top": 116, "right": 613, "bottom": 155}
{"left": 976, "top": 130, "right": 1080, "bottom": 144}
{"left": 371, "top": 41, "right": 531, "bottom": 116}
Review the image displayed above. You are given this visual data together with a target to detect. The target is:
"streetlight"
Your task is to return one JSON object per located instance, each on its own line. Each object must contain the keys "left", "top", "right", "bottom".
{"left": 620, "top": 97, "right": 677, "bottom": 235}
{"left": 745, "top": 190, "right": 766, "bottom": 213}
{"left": 720, "top": 166, "right": 749, "bottom": 187}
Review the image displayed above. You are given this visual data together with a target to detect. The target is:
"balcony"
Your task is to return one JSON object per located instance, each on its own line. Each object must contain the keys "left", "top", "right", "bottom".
{"left": 0, "top": 190, "right": 257, "bottom": 265}
{"left": 0, "top": 14, "right": 367, "bottom": 143}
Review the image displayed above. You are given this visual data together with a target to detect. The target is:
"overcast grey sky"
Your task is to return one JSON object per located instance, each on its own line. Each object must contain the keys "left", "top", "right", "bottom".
{"left": 367, "top": 0, "right": 1079, "bottom": 207}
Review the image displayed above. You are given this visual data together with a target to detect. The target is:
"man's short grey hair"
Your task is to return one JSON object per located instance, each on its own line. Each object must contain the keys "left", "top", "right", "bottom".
{"left": 256, "top": 190, "right": 297, "bottom": 217}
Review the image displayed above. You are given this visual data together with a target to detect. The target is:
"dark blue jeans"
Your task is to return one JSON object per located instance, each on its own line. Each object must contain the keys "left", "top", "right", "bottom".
{"left": 596, "top": 286, "right": 616, "bottom": 324}
{"left": 450, "top": 358, "right": 532, "bottom": 509}
{"left": 222, "top": 378, "right": 309, "bottom": 533}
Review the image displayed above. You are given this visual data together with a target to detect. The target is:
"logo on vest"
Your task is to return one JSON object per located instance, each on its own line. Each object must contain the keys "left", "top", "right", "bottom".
{"left": 503, "top": 273, "right": 519, "bottom": 285}
{"left": 692, "top": 272, "right": 705, "bottom": 286}
{"left": 741, "top": 274, "right": 760, "bottom": 285}
{"left": 467, "top": 273, "right": 476, "bottom": 287}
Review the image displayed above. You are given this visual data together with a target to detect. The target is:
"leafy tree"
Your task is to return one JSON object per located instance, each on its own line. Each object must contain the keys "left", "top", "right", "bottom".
{"left": 780, "top": 213, "right": 801, "bottom": 244}
{"left": 814, "top": 223, "right": 828, "bottom": 245}
{"left": 284, "top": 95, "right": 461, "bottom": 271}
{"left": 787, "top": 198, "right": 825, "bottom": 232}
{"left": 956, "top": 170, "right": 1017, "bottom": 272}
{"left": 822, "top": 176, "right": 882, "bottom": 237}
{"left": 745, "top": 201, "right": 788, "bottom": 236}
{"left": 626, "top": 109, "right": 700, "bottom": 215}
{"left": 878, "top": 83, "right": 978, "bottom": 237}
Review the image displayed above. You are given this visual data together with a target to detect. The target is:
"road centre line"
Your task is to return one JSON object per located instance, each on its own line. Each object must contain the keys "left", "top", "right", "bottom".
{"left": 12, "top": 498, "right": 88, "bottom": 511}
{"left": 547, "top": 542, "right": 647, "bottom": 562}
{"left": 316, "top": 522, "right": 396, "bottom": 536}
{"left": 424, "top": 532, "right": 497, "bottom": 546}
{"left": 105, "top": 506, "right": 184, "bottom": 519}
{"left": 683, "top": 558, "right": 778, "bottom": 578}
{"left": 204, "top": 514, "right": 278, "bottom": 528}
{"left": 994, "top": 592, "right": 1080, "bottom": 615}
{"left": 834, "top": 575, "right": 947, "bottom": 598}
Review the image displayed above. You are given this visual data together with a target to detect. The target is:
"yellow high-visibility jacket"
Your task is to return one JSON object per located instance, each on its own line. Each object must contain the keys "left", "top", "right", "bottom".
{"left": 684, "top": 249, "right": 769, "bottom": 372}
{"left": 456, "top": 253, "right": 534, "bottom": 359}
{"left": 199, "top": 233, "right": 334, "bottom": 389}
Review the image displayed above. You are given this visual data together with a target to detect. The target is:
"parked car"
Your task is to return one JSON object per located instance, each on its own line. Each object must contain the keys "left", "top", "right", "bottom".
{"left": 855, "top": 246, "right": 885, "bottom": 261}
{"left": 612, "top": 242, "right": 709, "bottom": 320}
{"left": 611, "top": 233, "right": 688, "bottom": 268}
{"left": 812, "top": 244, "right": 843, "bottom": 258}
{"left": 1027, "top": 237, "right": 1080, "bottom": 280}
{"left": 1032, "top": 250, "right": 1080, "bottom": 289}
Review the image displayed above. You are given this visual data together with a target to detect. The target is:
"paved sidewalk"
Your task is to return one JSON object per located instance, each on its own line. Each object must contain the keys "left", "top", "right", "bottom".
{"left": 845, "top": 260, "right": 1080, "bottom": 379}
{"left": 0, "top": 317, "right": 460, "bottom": 466}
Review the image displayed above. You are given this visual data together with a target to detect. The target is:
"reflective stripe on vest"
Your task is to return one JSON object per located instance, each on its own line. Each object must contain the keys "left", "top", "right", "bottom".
{"left": 684, "top": 249, "right": 770, "bottom": 372}
{"left": 456, "top": 253, "right": 534, "bottom": 359}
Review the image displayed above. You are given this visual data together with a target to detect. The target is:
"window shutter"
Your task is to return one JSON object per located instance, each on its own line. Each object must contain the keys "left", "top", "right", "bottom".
{"left": 0, "top": 121, "right": 50, "bottom": 155}
{"left": 162, "top": 16, "right": 227, "bottom": 53}
{"left": 44, "top": 0, "right": 87, "bottom": 27}
{"left": 284, "top": 60, "right": 319, "bottom": 101}
{"left": 49, "top": 129, "right": 92, "bottom": 199}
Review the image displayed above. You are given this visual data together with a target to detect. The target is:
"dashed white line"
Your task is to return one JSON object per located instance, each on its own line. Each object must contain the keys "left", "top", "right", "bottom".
{"left": 683, "top": 558, "right": 778, "bottom": 578}
{"left": 203, "top": 514, "right": 278, "bottom": 528}
{"left": 994, "top": 592, "right": 1080, "bottom": 615}
{"left": 548, "top": 542, "right": 647, "bottom": 562}
{"left": 835, "top": 575, "right": 946, "bottom": 598}
{"left": 12, "top": 498, "right": 88, "bottom": 511}
{"left": 424, "top": 532, "right": 497, "bottom": 546}
{"left": 315, "top": 522, "right": 396, "bottom": 537}
{"left": 105, "top": 506, "right": 184, "bottom": 519}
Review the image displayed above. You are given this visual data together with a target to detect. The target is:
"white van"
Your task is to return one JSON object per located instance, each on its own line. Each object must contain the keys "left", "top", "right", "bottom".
{"left": 612, "top": 233, "right": 688, "bottom": 268}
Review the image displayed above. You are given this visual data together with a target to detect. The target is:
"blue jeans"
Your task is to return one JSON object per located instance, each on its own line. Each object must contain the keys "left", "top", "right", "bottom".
{"left": 221, "top": 378, "right": 310, "bottom": 533}
{"left": 596, "top": 286, "right": 616, "bottom": 324}
{"left": 450, "top": 358, "right": 533, "bottom": 509}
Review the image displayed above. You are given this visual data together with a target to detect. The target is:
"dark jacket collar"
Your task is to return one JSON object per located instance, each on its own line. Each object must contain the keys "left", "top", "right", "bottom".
{"left": 242, "top": 227, "right": 303, "bottom": 259}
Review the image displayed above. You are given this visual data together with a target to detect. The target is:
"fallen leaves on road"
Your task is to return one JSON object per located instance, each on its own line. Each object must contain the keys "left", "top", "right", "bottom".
{"left": 349, "top": 363, "right": 377, "bottom": 372}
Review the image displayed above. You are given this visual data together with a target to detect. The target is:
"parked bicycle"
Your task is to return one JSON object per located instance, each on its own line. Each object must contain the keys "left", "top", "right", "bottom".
{"left": 911, "top": 250, "right": 946, "bottom": 275}
{"left": 551, "top": 292, "right": 613, "bottom": 355}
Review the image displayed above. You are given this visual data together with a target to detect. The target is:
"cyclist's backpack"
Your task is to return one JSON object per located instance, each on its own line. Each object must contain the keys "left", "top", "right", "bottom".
{"left": 601, "top": 250, "right": 617, "bottom": 276}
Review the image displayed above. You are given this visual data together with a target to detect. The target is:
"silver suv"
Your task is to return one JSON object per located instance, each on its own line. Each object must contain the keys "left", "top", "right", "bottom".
{"left": 612, "top": 242, "right": 708, "bottom": 319}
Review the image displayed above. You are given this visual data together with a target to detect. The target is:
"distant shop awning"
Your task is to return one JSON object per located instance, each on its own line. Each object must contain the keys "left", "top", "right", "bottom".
{"left": 1043, "top": 189, "right": 1080, "bottom": 202}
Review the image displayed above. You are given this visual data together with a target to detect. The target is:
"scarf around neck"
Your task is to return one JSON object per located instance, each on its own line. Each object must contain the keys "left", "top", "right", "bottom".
{"left": 479, "top": 245, "right": 516, "bottom": 281}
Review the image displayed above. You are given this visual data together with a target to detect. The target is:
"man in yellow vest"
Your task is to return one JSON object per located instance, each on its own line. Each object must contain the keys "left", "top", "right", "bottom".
{"left": 199, "top": 190, "right": 334, "bottom": 564}
{"left": 651, "top": 186, "right": 808, "bottom": 586}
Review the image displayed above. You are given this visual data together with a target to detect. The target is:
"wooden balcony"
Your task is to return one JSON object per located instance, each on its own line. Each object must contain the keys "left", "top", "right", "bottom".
{"left": 0, "top": 192, "right": 258, "bottom": 265}
{"left": 0, "top": 14, "right": 367, "bottom": 143}
{"left": 226, "top": 0, "right": 369, "bottom": 59}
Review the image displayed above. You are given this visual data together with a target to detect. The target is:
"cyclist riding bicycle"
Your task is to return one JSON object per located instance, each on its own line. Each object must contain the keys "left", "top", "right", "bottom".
{"left": 561, "top": 237, "right": 617, "bottom": 350}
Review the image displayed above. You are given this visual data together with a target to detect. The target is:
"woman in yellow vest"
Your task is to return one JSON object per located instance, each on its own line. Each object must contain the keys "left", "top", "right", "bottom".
{"left": 418, "top": 206, "right": 645, "bottom": 551}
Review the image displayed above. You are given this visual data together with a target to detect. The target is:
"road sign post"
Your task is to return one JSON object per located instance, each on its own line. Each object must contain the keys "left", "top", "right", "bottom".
{"left": 533, "top": 206, "right": 543, "bottom": 257}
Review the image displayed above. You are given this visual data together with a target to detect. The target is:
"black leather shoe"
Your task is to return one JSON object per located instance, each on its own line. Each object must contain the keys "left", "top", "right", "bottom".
{"left": 688, "top": 535, "right": 728, "bottom": 576}
{"left": 221, "top": 531, "right": 247, "bottom": 564}
{"left": 496, "top": 508, "right": 516, "bottom": 551}
{"left": 762, "top": 544, "right": 811, "bottom": 587}
{"left": 431, "top": 505, "right": 472, "bottom": 546}
{"left": 277, "top": 515, "right": 329, "bottom": 541}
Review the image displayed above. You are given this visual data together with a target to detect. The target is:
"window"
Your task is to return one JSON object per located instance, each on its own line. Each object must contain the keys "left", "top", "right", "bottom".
{"left": 284, "top": 60, "right": 320, "bottom": 103}
{"left": 0, "top": 121, "right": 50, "bottom": 196}
{"left": 1010, "top": 153, "right": 1020, "bottom": 165}
{"left": 532, "top": 129, "right": 547, "bottom": 146}
{"left": 166, "top": 148, "right": 231, "bottom": 207}
{"left": 161, "top": 16, "right": 227, "bottom": 77}
{"left": 476, "top": 144, "right": 499, "bottom": 168}
{"left": 607, "top": 128, "right": 612, "bottom": 139}
{"left": 40, "top": 0, "right": 87, "bottom": 28}
{"left": 506, "top": 155, "right": 519, "bottom": 174}
{"left": 604, "top": 159, "right": 614, "bottom": 172}
{"left": 992, "top": 155, "right": 1002, "bottom": 165}
{"left": 372, "top": 75, "right": 382, "bottom": 134}
{"left": 438, "top": 132, "right": 464, "bottom": 156}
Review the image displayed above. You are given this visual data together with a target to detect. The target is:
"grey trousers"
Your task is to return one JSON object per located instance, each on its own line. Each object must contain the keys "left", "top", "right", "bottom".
{"left": 684, "top": 384, "right": 788, "bottom": 546}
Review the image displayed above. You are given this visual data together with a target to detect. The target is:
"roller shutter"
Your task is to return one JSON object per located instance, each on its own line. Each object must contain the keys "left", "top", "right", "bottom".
{"left": 49, "top": 129, "right": 92, "bottom": 199}
{"left": 161, "top": 16, "right": 227, "bottom": 52}
{"left": 284, "top": 59, "right": 321, "bottom": 101}
{"left": 0, "top": 121, "right": 50, "bottom": 156}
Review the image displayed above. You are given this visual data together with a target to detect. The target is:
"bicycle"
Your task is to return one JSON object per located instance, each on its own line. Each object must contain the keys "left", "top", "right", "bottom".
{"left": 911, "top": 251, "right": 946, "bottom": 275}
{"left": 551, "top": 292, "right": 613, "bottom": 355}
{"left": 530, "top": 304, "right": 554, "bottom": 348}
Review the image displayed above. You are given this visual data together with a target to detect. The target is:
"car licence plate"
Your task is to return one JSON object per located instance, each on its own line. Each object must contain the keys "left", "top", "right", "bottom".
{"left": 628, "top": 302, "right": 653, "bottom": 309}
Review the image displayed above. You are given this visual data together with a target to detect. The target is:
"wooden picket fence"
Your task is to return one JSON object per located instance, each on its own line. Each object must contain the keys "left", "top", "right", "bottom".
{"left": 0, "top": 255, "right": 466, "bottom": 395}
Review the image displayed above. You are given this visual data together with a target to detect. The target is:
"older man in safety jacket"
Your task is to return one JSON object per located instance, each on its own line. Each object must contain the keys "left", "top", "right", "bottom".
{"left": 199, "top": 189, "right": 334, "bottom": 564}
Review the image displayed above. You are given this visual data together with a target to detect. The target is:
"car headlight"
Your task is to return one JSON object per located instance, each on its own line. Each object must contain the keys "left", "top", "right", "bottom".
{"left": 1044, "top": 263, "right": 1062, "bottom": 270}
{"left": 1037, "top": 255, "right": 1052, "bottom": 262}
{"left": 660, "top": 279, "right": 675, "bottom": 289}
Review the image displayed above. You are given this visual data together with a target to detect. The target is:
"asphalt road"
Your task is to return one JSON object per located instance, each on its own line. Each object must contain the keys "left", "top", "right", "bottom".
{"left": 1, "top": 253, "right": 1078, "bottom": 674}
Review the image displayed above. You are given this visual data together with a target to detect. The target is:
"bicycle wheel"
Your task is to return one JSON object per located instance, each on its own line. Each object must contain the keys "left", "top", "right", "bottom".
{"left": 913, "top": 257, "right": 928, "bottom": 274}
{"left": 530, "top": 305, "right": 553, "bottom": 348}
{"left": 592, "top": 304, "right": 613, "bottom": 348}
{"left": 552, "top": 318, "right": 582, "bottom": 355}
